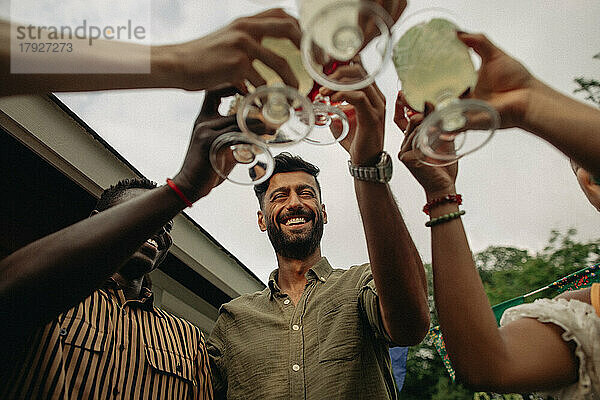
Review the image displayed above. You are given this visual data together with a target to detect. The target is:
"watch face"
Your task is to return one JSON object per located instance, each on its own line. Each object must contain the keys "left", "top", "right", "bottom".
{"left": 378, "top": 151, "right": 390, "bottom": 166}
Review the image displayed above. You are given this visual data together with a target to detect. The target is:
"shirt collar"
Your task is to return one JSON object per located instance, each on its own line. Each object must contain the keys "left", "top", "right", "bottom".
{"left": 103, "top": 277, "right": 160, "bottom": 315}
{"left": 268, "top": 257, "right": 333, "bottom": 299}
{"left": 306, "top": 257, "right": 333, "bottom": 283}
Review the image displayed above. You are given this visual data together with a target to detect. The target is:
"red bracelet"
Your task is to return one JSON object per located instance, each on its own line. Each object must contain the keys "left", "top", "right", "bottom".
{"left": 423, "top": 194, "right": 462, "bottom": 215}
{"left": 166, "top": 178, "right": 193, "bottom": 208}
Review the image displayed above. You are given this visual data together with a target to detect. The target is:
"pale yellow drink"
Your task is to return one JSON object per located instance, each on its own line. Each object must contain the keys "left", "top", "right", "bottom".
{"left": 393, "top": 18, "right": 476, "bottom": 112}
{"left": 252, "top": 37, "right": 314, "bottom": 97}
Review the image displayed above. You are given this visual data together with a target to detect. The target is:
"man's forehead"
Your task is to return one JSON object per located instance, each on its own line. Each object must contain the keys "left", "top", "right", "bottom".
{"left": 266, "top": 171, "right": 318, "bottom": 193}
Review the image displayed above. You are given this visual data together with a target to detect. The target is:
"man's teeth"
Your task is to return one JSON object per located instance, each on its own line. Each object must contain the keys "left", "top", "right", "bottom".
{"left": 285, "top": 217, "right": 307, "bottom": 226}
{"left": 147, "top": 238, "right": 158, "bottom": 248}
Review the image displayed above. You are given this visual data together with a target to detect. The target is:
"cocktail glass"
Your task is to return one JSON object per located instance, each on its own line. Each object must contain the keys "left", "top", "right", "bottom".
{"left": 300, "top": 0, "right": 395, "bottom": 91}
{"left": 393, "top": 8, "right": 500, "bottom": 166}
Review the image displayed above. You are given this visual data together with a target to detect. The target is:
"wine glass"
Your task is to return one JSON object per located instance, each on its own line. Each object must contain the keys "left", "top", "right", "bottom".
{"left": 299, "top": 0, "right": 395, "bottom": 91}
{"left": 209, "top": 66, "right": 315, "bottom": 186}
{"left": 393, "top": 8, "right": 500, "bottom": 166}
{"left": 209, "top": 130, "right": 275, "bottom": 186}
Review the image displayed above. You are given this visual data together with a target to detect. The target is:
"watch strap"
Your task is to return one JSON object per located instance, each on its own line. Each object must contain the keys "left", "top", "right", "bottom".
{"left": 347, "top": 151, "right": 392, "bottom": 183}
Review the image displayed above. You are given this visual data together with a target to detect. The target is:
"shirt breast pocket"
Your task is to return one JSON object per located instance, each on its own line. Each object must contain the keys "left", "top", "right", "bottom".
{"left": 317, "top": 289, "right": 362, "bottom": 362}
{"left": 60, "top": 316, "right": 107, "bottom": 353}
{"left": 144, "top": 346, "right": 196, "bottom": 384}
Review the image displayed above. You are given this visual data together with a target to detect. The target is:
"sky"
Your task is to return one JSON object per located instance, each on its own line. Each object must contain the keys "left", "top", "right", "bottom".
{"left": 6, "top": 0, "right": 599, "bottom": 283}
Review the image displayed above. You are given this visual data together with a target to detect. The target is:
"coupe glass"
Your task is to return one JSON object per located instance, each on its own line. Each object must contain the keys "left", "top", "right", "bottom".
{"left": 299, "top": 0, "right": 394, "bottom": 91}
{"left": 393, "top": 8, "right": 500, "bottom": 166}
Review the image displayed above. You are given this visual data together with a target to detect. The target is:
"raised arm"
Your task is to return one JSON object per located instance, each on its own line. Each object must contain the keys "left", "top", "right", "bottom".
{"left": 0, "top": 93, "right": 235, "bottom": 347}
{"left": 0, "top": 8, "right": 302, "bottom": 96}
{"left": 396, "top": 95, "right": 579, "bottom": 392}
{"left": 320, "top": 70, "right": 430, "bottom": 345}
{"left": 459, "top": 32, "right": 600, "bottom": 178}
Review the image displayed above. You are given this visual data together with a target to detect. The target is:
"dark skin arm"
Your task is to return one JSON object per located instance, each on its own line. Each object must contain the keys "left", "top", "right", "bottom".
{"left": 0, "top": 94, "right": 236, "bottom": 351}
{"left": 458, "top": 32, "right": 600, "bottom": 178}
{"left": 0, "top": 9, "right": 301, "bottom": 96}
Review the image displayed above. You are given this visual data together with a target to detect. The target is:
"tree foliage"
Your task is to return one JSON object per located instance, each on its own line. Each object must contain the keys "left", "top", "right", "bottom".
{"left": 399, "top": 229, "right": 600, "bottom": 399}
{"left": 573, "top": 53, "right": 600, "bottom": 106}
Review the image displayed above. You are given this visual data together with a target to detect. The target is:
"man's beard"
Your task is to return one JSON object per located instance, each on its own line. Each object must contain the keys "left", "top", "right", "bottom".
{"left": 266, "top": 209, "right": 324, "bottom": 260}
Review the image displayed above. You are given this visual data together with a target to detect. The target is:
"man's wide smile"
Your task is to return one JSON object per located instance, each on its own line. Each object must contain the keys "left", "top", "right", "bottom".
{"left": 279, "top": 214, "right": 313, "bottom": 230}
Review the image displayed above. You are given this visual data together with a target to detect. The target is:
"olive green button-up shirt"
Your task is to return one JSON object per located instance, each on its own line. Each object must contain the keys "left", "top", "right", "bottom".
{"left": 207, "top": 257, "right": 398, "bottom": 400}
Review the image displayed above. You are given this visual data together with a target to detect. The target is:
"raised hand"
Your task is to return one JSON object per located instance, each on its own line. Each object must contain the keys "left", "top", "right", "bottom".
{"left": 395, "top": 91, "right": 458, "bottom": 197}
{"left": 458, "top": 32, "right": 538, "bottom": 129}
{"left": 172, "top": 89, "right": 241, "bottom": 200}
{"left": 165, "top": 8, "right": 302, "bottom": 92}
{"left": 319, "top": 64, "right": 386, "bottom": 165}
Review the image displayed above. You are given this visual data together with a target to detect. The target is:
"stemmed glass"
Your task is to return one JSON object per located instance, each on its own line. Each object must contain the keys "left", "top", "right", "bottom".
{"left": 209, "top": 84, "right": 315, "bottom": 185}
{"left": 393, "top": 8, "right": 500, "bottom": 166}
{"left": 211, "top": 0, "right": 399, "bottom": 185}
{"left": 299, "top": 0, "right": 395, "bottom": 91}
{"left": 257, "top": 34, "right": 351, "bottom": 146}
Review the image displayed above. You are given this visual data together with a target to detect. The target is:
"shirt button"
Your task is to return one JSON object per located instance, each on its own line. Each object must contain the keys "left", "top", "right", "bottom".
{"left": 59, "top": 328, "right": 67, "bottom": 336}
{"left": 113, "top": 387, "right": 119, "bottom": 396}
{"left": 292, "top": 364, "right": 300, "bottom": 372}
{"left": 292, "top": 324, "right": 300, "bottom": 331}
{"left": 283, "top": 299, "right": 290, "bottom": 305}
{"left": 119, "top": 344, "right": 125, "bottom": 351}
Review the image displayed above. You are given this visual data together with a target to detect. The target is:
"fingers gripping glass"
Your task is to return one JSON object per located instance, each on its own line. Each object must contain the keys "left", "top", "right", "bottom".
{"left": 210, "top": 84, "right": 313, "bottom": 186}
{"left": 393, "top": 9, "right": 500, "bottom": 166}
{"left": 300, "top": 0, "right": 394, "bottom": 91}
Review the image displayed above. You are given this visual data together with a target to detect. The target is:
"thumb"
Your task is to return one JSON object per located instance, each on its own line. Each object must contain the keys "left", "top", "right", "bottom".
{"left": 457, "top": 32, "right": 499, "bottom": 63}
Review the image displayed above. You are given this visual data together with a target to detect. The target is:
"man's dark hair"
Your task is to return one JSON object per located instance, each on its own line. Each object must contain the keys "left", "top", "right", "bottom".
{"left": 95, "top": 178, "right": 157, "bottom": 212}
{"left": 253, "top": 152, "right": 321, "bottom": 208}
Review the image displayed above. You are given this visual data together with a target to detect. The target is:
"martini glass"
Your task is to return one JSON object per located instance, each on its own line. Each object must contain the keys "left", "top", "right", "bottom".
{"left": 300, "top": 0, "right": 395, "bottom": 91}
{"left": 393, "top": 9, "right": 500, "bottom": 166}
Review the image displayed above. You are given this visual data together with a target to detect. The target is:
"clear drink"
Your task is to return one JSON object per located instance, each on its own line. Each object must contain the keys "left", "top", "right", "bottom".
{"left": 393, "top": 18, "right": 476, "bottom": 112}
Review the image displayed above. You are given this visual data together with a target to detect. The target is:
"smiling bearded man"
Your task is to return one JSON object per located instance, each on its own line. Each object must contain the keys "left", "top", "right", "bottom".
{"left": 261, "top": 160, "right": 325, "bottom": 261}
{"left": 207, "top": 147, "right": 430, "bottom": 400}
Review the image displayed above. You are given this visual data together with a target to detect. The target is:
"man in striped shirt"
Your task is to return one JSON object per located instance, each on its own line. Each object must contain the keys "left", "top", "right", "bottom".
{"left": 0, "top": 109, "right": 240, "bottom": 398}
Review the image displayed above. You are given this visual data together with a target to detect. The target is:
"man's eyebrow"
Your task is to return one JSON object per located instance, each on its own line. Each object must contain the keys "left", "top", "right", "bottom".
{"left": 297, "top": 184, "right": 316, "bottom": 193}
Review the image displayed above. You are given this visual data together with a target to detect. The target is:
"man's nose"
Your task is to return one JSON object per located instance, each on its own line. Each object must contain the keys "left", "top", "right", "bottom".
{"left": 285, "top": 192, "right": 303, "bottom": 208}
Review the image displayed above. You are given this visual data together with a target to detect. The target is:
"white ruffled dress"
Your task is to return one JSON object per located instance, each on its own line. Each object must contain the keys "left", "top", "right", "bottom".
{"left": 501, "top": 298, "right": 600, "bottom": 399}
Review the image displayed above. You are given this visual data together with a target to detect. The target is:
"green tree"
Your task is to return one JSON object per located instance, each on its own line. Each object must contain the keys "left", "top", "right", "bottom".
{"left": 573, "top": 53, "right": 600, "bottom": 106}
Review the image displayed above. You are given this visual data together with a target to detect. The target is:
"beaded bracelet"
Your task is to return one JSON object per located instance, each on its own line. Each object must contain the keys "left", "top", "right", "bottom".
{"left": 423, "top": 194, "right": 462, "bottom": 215}
{"left": 425, "top": 210, "right": 465, "bottom": 227}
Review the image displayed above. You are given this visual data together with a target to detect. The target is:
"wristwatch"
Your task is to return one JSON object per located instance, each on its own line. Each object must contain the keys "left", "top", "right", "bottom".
{"left": 347, "top": 151, "right": 393, "bottom": 183}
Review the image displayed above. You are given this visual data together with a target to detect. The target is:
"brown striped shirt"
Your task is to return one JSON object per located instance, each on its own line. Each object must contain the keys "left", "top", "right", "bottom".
{"left": 0, "top": 280, "right": 213, "bottom": 400}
